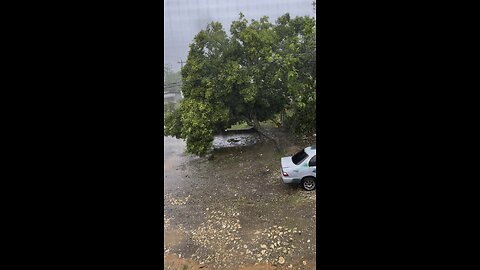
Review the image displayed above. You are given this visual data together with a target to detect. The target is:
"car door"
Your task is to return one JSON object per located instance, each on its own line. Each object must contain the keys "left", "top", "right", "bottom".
{"left": 308, "top": 155, "right": 316, "bottom": 177}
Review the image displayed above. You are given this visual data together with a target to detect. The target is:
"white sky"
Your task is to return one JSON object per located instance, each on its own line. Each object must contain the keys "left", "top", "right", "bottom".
{"left": 164, "top": 0, "right": 315, "bottom": 71}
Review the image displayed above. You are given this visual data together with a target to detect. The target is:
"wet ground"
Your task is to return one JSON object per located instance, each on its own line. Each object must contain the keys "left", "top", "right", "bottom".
{"left": 164, "top": 132, "right": 316, "bottom": 269}
{"left": 212, "top": 133, "right": 262, "bottom": 149}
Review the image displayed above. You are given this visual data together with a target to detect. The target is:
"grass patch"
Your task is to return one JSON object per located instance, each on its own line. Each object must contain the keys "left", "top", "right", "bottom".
{"left": 260, "top": 119, "right": 279, "bottom": 128}
{"left": 227, "top": 121, "right": 252, "bottom": 130}
{"left": 227, "top": 118, "right": 281, "bottom": 130}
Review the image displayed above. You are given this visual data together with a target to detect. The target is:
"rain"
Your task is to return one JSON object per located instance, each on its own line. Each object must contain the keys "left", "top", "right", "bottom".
{"left": 164, "top": 0, "right": 315, "bottom": 71}
{"left": 164, "top": 1, "right": 317, "bottom": 268}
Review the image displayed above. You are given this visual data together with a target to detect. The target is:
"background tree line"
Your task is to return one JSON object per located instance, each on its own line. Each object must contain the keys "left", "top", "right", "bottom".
{"left": 164, "top": 64, "right": 182, "bottom": 93}
{"left": 164, "top": 65, "right": 182, "bottom": 116}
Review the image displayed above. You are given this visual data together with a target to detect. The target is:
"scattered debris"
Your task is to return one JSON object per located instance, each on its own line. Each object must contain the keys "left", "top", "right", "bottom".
{"left": 164, "top": 134, "right": 316, "bottom": 269}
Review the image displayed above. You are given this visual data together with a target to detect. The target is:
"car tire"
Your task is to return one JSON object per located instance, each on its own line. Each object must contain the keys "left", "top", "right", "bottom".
{"left": 301, "top": 177, "right": 316, "bottom": 191}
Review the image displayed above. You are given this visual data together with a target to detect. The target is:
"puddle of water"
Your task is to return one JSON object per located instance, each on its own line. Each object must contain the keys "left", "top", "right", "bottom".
{"left": 164, "top": 136, "right": 193, "bottom": 191}
{"left": 213, "top": 133, "right": 262, "bottom": 149}
{"left": 165, "top": 131, "right": 262, "bottom": 153}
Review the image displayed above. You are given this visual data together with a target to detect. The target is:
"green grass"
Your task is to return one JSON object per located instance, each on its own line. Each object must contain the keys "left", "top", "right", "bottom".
{"left": 227, "top": 119, "right": 279, "bottom": 130}
{"left": 260, "top": 119, "right": 279, "bottom": 128}
{"left": 226, "top": 122, "right": 251, "bottom": 130}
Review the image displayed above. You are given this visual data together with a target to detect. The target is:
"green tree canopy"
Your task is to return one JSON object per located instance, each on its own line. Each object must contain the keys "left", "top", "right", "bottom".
{"left": 164, "top": 13, "right": 316, "bottom": 156}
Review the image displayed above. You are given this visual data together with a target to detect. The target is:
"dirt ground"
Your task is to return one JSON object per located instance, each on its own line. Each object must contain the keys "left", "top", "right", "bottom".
{"left": 164, "top": 131, "right": 316, "bottom": 269}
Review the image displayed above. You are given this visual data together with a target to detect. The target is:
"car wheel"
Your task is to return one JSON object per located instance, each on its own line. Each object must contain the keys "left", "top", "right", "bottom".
{"left": 301, "top": 177, "right": 316, "bottom": 191}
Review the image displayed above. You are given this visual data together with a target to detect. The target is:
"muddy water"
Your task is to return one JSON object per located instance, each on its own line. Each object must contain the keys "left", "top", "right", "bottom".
{"left": 163, "top": 136, "right": 195, "bottom": 192}
{"left": 213, "top": 133, "right": 262, "bottom": 149}
{"left": 164, "top": 134, "right": 316, "bottom": 269}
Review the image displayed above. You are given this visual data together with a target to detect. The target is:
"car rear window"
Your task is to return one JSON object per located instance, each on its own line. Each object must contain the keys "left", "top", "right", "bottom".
{"left": 308, "top": 155, "right": 316, "bottom": 167}
{"left": 292, "top": 150, "right": 309, "bottom": 165}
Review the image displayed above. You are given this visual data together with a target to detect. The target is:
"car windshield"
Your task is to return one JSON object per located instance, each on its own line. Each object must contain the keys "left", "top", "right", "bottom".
{"left": 292, "top": 150, "right": 309, "bottom": 165}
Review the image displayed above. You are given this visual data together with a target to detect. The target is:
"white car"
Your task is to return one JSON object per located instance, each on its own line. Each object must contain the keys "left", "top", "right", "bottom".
{"left": 281, "top": 146, "right": 317, "bottom": 190}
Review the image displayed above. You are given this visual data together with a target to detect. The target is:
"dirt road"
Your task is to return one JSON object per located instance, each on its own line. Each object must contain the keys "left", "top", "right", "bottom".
{"left": 164, "top": 135, "right": 316, "bottom": 269}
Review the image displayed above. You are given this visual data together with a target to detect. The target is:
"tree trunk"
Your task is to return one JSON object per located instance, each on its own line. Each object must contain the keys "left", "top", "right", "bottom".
{"left": 270, "top": 117, "right": 282, "bottom": 128}
{"left": 251, "top": 117, "right": 282, "bottom": 152}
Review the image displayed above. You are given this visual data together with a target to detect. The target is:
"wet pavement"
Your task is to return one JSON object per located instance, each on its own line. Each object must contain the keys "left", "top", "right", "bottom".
{"left": 164, "top": 133, "right": 316, "bottom": 269}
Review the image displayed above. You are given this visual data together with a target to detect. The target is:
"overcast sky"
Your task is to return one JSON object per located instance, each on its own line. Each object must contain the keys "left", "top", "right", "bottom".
{"left": 164, "top": 0, "right": 315, "bottom": 71}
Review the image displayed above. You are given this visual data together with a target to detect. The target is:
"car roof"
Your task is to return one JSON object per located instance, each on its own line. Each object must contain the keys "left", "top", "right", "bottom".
{"left": 304, "top": 145, "right": 316, "bottom": 155}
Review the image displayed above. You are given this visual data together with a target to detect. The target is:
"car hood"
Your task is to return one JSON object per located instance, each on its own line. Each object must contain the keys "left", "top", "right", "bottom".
{"left": 281, "top": 157, "right": 296, "bottom": 169}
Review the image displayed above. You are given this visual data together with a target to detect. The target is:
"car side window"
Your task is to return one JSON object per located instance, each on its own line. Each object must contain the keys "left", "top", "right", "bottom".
{"left": 308, "top": 155, "right": 316, "bottom": 167}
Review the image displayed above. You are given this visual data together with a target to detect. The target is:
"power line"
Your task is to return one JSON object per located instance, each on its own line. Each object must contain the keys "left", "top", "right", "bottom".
{"left": 177, "top": 59, "right": 185, "bottom": 69}
{"left": 164, "top": 84, "right": 182, "bottom": 90}
{"left": 164, "top": 81, "right": 182, "bottom": 87}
